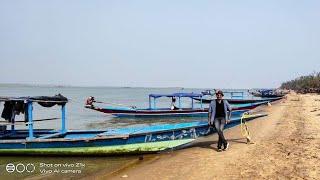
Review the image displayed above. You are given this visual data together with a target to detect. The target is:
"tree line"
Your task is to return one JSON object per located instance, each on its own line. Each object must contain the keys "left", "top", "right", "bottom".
{"left": 281, "top": 72, "right": 320, "bottom": 94}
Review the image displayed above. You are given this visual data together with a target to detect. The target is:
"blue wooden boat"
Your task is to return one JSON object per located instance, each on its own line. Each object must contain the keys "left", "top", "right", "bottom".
{"left": 193, "top": 97, "right": 283, "bottom": 104}
{"left": 195, "top": 90, "right": 283, "bottom": 104}
{"left": 85, "top": 93, "right": 268, "bottom": 118}
{"left": 0, "top": 95, "right": 267, "bottom": 155}
{"left": 194, "top": 92, "right": 283, "bottom": 104}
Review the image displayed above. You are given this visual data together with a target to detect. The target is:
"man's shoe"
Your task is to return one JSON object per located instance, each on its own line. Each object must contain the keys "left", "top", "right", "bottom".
{"left": 223, "top": 143, "right": 229, "bottom": 151}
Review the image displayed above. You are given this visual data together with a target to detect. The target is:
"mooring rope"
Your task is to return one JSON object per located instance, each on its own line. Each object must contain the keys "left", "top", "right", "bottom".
{"left": 94, "top": 101, "right": 137, "bottom": 109}
{"left": 69, "top": 99, "right": 137, "bottom": 109}
{"left": 0, "top": 118, "right": 59, "bottom": 125}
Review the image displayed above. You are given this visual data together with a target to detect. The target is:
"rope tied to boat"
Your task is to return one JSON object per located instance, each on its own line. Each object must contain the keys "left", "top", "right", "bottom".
{"left": 85, "top": 96, "right": 137, "bottom": 109}
{"left": 240, "top": 112, "right": 253, "bottom": 144}
{"left": 0, "top": 117, "right": 59, "bottom": 126}
{"left": 95, "top": 101, "right": 137, "bottom": 109}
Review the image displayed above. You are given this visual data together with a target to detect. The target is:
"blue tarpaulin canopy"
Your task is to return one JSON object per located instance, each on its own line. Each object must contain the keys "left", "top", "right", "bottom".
{"left": 149, "top": 93, "right": 203, "bottom": 99}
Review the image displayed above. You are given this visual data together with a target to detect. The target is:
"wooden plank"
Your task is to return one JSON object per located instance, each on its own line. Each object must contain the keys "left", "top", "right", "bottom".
{"left": 38, "top": 132, "right": 67, "bottom": 139}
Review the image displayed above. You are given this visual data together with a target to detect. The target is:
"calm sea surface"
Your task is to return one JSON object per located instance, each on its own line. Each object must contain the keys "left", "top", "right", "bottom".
{"left": 0, "top": 85, "right": 254, "bottom": 179}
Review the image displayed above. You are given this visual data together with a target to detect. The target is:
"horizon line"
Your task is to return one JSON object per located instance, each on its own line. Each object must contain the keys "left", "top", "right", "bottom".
{"left": 0, "top": 82, "right": 276, "bottom": 90}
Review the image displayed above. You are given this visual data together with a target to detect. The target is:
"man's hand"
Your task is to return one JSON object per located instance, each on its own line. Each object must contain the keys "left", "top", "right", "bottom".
{"left": 226, "top": 119, "right": 231, "bottom": 124}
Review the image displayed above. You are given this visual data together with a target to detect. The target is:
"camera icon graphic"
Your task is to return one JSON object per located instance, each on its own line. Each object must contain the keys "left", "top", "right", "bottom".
{"left": 6, "top": 163, "right": 35, "bottom": 173}
{"left": 6, "top": 163, "right": 15, "bottom": 173}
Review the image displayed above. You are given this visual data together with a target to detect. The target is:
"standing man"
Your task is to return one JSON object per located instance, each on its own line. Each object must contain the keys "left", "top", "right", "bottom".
{"left": 208, "top": 90, "right": 232, "bottom": 151}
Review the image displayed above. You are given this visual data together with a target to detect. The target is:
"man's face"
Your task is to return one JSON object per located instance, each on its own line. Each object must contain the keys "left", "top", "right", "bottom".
{"left": 216, "top": 93, "right": 223, "bottom": 100}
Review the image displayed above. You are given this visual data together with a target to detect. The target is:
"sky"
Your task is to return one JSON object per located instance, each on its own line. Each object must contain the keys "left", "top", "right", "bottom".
{"left": 0, "top": 0, "right": 319, "bottom": 88}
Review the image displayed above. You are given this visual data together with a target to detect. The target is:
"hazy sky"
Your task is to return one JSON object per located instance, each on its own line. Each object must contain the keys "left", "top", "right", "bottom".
{"left": 0, "top": 0, "right": 319, "bottom": 88}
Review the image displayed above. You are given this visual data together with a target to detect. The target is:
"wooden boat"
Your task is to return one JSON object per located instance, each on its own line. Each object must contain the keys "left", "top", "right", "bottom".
{"left": 193, "top": 97, "right": 283, "bottom": 104}
{"left": 194, "top": 89, "right": 284, "bottom": 104}
{"left": 85, "top": 93, "right": 268, "bottom": 117}
{"left": 0, "top": 95, "right": 267, "bottom": 155}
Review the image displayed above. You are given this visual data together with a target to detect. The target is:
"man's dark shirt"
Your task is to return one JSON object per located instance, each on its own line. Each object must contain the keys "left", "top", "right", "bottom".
{"left": 215, "top": 100, "right": 226, "bottom": 118}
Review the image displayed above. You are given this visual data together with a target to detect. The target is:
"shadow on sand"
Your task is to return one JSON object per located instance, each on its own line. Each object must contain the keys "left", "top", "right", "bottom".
{"left": 188, "top": 138, "right": 249, "bottom": 151}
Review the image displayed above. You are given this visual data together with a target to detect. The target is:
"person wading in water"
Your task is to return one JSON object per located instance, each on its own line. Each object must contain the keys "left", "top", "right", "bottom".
{"left": 208, "top": 90, "right": 232, "bottom": 151}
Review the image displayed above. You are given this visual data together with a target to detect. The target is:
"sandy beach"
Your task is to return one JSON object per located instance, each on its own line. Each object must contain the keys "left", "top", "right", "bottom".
{"left": 95, "top": 93, "right": 320, "bottom": 180}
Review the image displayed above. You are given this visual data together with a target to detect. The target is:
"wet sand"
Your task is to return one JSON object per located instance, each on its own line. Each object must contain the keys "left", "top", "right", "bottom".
{"left": 96, "top": 93, "right": 320, "bottom": 180}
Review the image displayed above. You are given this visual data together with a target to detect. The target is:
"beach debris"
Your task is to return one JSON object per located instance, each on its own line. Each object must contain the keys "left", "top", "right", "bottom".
{"left": 121, "top": 174, "right": 128, "bottom": 178}
{"left": 276, "top": 142, "right": 284, "bottom": 146}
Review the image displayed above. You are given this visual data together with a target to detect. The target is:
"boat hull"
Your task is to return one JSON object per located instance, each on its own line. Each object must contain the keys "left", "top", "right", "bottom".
{"left": 0, "top": 139, "right": 195, "bottom": 156}
{"left": 0, "top": 114, "right": 267, "bottom": 155}
{"left": 86, "top": 102, "right": 267, "bottom": 118}
{"left": 193, "top": 97, "right": 283, "bottom": 104}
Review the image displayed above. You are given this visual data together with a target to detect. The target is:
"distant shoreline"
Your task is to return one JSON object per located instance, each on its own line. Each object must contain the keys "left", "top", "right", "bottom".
{"left": 0, "top": 83, "right": 191, "bottom": 89}
{"left": 0, "top": 83, "right": 264, "bottom": 90}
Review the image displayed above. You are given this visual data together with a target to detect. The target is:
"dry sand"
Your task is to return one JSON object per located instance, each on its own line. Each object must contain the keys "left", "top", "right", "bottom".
{"left": 99, "top": 93, "right": 320, "bottom": 180}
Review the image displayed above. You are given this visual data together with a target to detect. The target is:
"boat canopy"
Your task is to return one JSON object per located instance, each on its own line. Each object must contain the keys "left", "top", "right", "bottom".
{"left": 148, "top": 93, "right": 203, "bottom": 109}
{"left": 200, "top": 90, "right": 244, "bottom": 99}
{"left": 0, "top": 94, "right": 68, "bottom": 140}
{"left": 149, "top": 93, "right": 203, "bottom": 99}
{"left": 0, "top": 94, "right": 68, "bottom": 107}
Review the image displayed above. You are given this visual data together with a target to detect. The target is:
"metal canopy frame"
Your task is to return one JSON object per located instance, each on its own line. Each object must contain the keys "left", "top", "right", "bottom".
{"left": 148, "top": 93, "right": 203, "bottom": 110}
{"left": 26, "top": 101, "right": 66, "bottom": 140}
{"left": 0, "top": 96, "right": 67, "bottom": 140}
{"left": 200, "top": 90, "right": 245, "bottom": 99}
